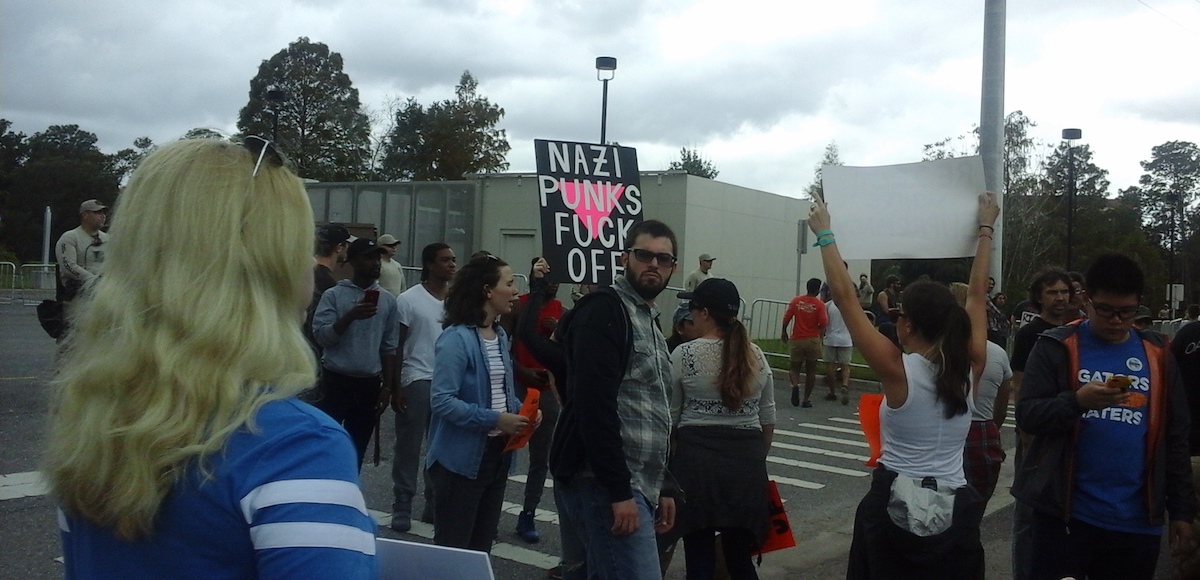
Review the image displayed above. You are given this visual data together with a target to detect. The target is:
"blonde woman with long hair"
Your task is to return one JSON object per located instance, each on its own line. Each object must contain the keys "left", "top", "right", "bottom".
{"left": 44, "top": 138, "right": 377, "bottom": 578}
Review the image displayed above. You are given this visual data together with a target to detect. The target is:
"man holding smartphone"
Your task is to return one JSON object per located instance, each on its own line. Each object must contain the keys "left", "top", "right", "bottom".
{"left": 1013, "top": 253, "right": 1195, "bottom": 579}
{"left": 312, "top": 237, "right": 400, "bottom": 470}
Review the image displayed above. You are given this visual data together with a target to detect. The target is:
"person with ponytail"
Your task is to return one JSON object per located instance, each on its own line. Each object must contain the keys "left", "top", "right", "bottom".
{"left": 667, "top": 278, "right": 776, "bottom": 579}
{"left": 45, "top": 138, "right": 376, "bottom": 578}
{"left": 808, "top": 191, "right": 998, "bottom": 579}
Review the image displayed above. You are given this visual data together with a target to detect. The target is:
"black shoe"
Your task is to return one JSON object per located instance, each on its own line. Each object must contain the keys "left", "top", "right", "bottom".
{"left": 516, "top": 510, "right": 540, "bottom": 543}
{"left": 790, "top": 386, "right": 800, "bottom": 407}
{"left": 801, "top": 400, "right": 813, "bottom": 408}
{"left": 824, "top": 392, "right": 838, "bottom": 401}
{"left": 389, "top": 515, "right": 411, "bottom": 532}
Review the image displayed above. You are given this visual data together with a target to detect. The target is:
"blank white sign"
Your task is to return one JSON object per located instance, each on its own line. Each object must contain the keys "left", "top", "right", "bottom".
{"left": 376, "top": 537, "right": 496, "bottom": 580}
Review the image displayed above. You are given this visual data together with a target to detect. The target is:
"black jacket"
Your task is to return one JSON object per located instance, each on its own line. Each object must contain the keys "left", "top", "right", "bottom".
{"left": 1012, "top": 322, "right": 1196, "bottom": 526}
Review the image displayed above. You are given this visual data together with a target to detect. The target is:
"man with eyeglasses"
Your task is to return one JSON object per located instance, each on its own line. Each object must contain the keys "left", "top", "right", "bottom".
{"left": 55, "top": 199, "right": 109, "bottom": 316}
{"left": 1013, "top": 253, "right": 1195, "bottom": 580}
{"left": 550, "top": 219, "right": 680, "bottom": 580}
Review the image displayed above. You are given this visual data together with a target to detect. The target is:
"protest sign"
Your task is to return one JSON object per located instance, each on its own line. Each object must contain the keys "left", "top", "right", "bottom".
{"left": 534, "top": 139, "right": 642, "bottom": 285}
{"left": 821, "top": 156, "right": 986, "bottom": 260}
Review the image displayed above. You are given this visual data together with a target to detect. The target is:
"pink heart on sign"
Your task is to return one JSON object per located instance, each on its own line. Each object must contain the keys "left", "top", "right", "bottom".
{"left": 562, "top": 180, "right": 625, "bottom": 242}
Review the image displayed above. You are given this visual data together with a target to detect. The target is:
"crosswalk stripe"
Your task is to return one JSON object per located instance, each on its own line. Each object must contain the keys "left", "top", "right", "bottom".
{"left": 509, "top": 474, "right": 553, "bottom": 489}
{"left": 769, "top": 475, "right": 824, "bottom": 490}
{"left": 501, "top": 501, "right": 559, "bottom": 525}
{"left": 774, "top": 428, "right": 870, "bottom": 448}
{"left": 827, "top": 417, "right": 862, "bottom": 426}
{"left": 767, "top": 456, "right": 869, "bottom": 477}
{"left": 772, "top": 440, "right": 869, "bottom": 462}
{"left": 368, "top": 509, "right": 557, "bottom": 570}
{"left": 795, "top": 422, "right": 866, "bottom": 436}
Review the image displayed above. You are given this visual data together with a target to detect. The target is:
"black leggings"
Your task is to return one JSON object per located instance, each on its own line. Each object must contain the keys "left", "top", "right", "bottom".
{"left": 682, "top": 527, "right": 759, "bottom": 580}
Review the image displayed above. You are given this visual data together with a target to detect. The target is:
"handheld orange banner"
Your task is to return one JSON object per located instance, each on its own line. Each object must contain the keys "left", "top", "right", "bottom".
{"left": 858, "top": 393, "right": 884, "bottom": 467}
{"left": 503, "top": 388, "right": 541, "bottom": 452}
{"left": 755, "top": 480, "right": 796, "bottom": 555}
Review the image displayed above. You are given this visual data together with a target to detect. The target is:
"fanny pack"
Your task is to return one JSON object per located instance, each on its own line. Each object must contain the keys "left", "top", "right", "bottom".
{"left": 886, "top": 475, "right": 957, "bottom": 537}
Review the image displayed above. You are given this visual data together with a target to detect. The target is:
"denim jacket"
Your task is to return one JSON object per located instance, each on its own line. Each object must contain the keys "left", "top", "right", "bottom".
{"left": 426, "top": 323, "right": 521, "bottom": 479}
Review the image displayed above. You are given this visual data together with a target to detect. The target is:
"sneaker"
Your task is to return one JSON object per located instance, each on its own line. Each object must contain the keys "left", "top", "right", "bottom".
{"left": 841, "top": 386, "right": 850, "bottom": 406}
{"left": 516, "top": 510, "right": 540, "bottom": 543}
{"left": 824, "top": 392, "right": 838, "bottom": 401}
{"left": 790, "top": 386, "right": 800, "bottom": 407}
{"left": 801, "top": 400, "right": 813, "bottom": 408}
{"left": 389, "top": 515, "right": 411, "bottom": 533}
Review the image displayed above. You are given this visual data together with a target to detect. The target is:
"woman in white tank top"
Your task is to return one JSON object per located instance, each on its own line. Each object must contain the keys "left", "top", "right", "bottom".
{"left": 807, "top": 192, "right": 999, "bottom": 580}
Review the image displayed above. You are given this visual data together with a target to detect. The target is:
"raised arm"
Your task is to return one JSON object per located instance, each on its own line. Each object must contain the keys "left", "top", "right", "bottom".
{"left": 967, "top": 192, "right": 1000, "bottom": 389}
{"left": 806, "top": 198, "right": 906, "bottom": 403}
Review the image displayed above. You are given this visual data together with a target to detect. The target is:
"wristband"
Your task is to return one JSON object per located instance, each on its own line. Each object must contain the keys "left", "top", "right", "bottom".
{"left": 978, "top": 233, "right": 993, "bottom": 240}
{"left": 813, "top": 229, "right": 833, "bottom": 238}
{"left": 816, "top": 236, "right": 837, "bottom": 247}
{"left": 978, "top": 224, "right": 994, "bottom": 232}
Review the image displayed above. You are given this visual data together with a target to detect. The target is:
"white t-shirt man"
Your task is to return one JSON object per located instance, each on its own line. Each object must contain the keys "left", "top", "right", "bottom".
{"left": 396, "top": 284, "right": 444, "bottom": 386}
{"left": 822, "top": 300, "right": 852, "bottom": 348}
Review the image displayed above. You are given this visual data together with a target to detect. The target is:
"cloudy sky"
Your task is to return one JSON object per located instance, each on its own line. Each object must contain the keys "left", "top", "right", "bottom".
{"left": 3, "top": 0, "right": 1198, "bottom": 197}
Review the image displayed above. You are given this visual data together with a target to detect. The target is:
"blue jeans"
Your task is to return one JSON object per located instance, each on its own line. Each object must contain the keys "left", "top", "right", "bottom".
{"left": 554, "top": 484, "right": 587, "bottom": 580}
{"left": 558, "top": 476, "right": 661, "bottom": 580}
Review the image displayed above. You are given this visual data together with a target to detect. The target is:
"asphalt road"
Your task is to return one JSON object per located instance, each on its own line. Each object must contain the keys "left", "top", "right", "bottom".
{"left": 0, "top": 298, "right": 1188, "bottom": 579}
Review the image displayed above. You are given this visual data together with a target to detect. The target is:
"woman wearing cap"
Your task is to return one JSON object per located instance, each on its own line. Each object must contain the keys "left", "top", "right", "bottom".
{"left": 668, "top": 277, "right": 776, "bottom": 579}
{"left": 425, "top": 253, "right": 539, "bottom": 553}
{"left": 808, "top": 192, "right": 998, "bottom": 579}
{"left": 44, "top": 138, "right": 376, "bottom": 578}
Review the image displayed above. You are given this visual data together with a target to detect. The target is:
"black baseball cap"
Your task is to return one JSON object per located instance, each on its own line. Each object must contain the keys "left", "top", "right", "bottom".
{"left": 346, "top": 238, "right": 386, "bottom": 259}
{"left": 678, "top": 278, "right": 740, "bottom": 317}
{"left": 317, "top": 224, "right": 352, "bottom": 245}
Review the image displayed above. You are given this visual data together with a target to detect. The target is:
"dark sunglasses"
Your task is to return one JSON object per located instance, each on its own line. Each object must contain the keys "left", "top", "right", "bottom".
{"left": 627, "top": 248, "right": 677, "bottom": 266}
{"left": 242, "top": 135, "right": 286, "bottom": 177}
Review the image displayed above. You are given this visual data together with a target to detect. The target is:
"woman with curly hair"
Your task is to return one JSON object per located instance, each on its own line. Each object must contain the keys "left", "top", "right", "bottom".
{"left": 426, "top": 254, "right": 537, "bottom": 553}
{"left": 45, "top": 138, "right": 376, "bottom": 578}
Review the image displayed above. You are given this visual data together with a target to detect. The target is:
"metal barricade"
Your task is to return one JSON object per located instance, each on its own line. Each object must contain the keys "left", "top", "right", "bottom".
{"left": 0, "top": 262, "right": 16, "bottom": 305}
{"left": 18, "top": 263, "right": 56, "bottom": 305}
{"left": 745, "top": 299, "right": 792, "bottom": 365}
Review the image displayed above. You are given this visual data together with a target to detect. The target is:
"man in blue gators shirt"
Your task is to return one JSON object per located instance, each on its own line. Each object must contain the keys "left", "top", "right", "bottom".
{"left": 1013, "top": 253, "right": 1196, "bottom": 580}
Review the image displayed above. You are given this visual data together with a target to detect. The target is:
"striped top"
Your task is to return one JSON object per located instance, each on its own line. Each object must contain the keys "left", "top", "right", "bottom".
{"left": 58, "top": 398, "right": 377, "bottom": 579}
{"left": 483, "top": 335, "right": 507, "bottom": 436}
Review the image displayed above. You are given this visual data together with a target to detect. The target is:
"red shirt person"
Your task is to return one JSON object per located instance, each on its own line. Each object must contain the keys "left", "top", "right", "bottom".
{"left": 782, "top": 278, "right": 828, "bottom": 407}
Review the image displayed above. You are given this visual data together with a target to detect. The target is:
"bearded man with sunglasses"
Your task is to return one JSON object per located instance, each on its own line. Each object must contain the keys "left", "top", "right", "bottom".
{"left": 1013, "top": 253, "right": 1195, "bottom": 580}
{"left": 550, "top": 219, "right": 681, "bottom": 580}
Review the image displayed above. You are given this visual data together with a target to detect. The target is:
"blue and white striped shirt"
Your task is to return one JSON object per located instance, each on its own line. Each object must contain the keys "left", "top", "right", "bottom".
{"left": 59, "top": 398, "right": 377, "bottom": 579}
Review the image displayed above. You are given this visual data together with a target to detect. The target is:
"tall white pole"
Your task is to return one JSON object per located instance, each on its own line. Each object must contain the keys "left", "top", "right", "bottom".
{"left": 980, "top": 0, "right": 1006, "bottom": 289}
{"left": 42, "top": 206, "right": 52, "bottom": 266}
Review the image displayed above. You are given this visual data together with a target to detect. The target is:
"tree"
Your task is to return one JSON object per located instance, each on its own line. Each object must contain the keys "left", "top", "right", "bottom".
{"left": 669, "top": 147, "right": 719, "bottom": 179}
{"left": 109, "top": 136, "right": 156, "bottom": 185}
{"left": 182, "top": 128, "right": 225, "bottom": 140}
{"left": 1126, "top": 141, "right": 1200, "bottom": 303}
{"left": 238, "top": 37, "right": 372, "bottom": 182}
{"left": 804, "top": 141, "right": 842, "bottom": 200}
{"left": 1, "top": 124, "right": 121, "bottom": 262}
{"left": 379, "top": 71, "right": 510, "bottom": 181}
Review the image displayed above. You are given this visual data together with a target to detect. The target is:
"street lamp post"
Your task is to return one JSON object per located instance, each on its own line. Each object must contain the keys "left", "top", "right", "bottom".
{"left": 1168, "top": 190, "right": 1181, "bottom": 317}
{"left": 596, "top": 57, "right": 617, "bottom": 145}
{"left": 1062, "top": 128, "right": 1081, "bottom": 271}
{"left": 266, "top": 88, "right": 287, "bottom": 143}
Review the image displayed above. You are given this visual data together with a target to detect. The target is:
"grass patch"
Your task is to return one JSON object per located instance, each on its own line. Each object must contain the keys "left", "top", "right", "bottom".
{"left": 753, "top": 338, "right": 880, "bottom": 382}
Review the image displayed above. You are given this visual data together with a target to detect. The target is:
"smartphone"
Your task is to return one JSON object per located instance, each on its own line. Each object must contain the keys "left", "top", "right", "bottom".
{"left": 1106, "top": 375, "right": 1133, "bottom": 392}
{"left": 362, "top": 289, "right": 379, "bottom": 306}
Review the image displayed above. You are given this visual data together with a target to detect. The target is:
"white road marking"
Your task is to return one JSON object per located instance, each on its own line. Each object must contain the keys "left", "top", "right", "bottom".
{"left": 772, "top": 441, "right": 869, "bottom": 462}
{"left": 0, "top": 471, "right": 48, "bottom": 501}
{"left": 767, "top": 456, "right": 869, "bottom": 477}
{"left": 773, "top": 428, "right": 870, "bottom": 448}
{"left": 795, "top": 422, "right": 866, "bottom": 436}
{"left": 369, "top": 508, "right": 557, "bottom": 570}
